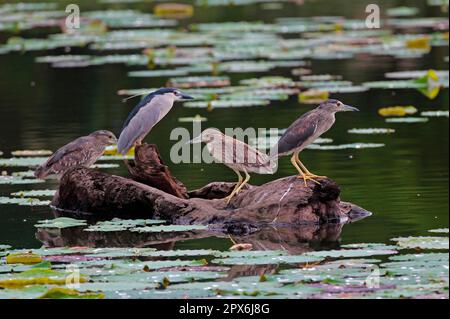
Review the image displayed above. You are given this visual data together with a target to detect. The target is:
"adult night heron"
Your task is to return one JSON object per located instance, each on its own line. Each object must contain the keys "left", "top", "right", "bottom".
{"left": 191, "top": 128, "right": 276, "bottom": 203}
{"left": 272, "top": 99, "right": 359, "bottom": 185}
{"left": 117, "top": 88, "right": 194, "bottom": 154}
{"left": 34, "top": 130, "right": 117, "bottom": 179}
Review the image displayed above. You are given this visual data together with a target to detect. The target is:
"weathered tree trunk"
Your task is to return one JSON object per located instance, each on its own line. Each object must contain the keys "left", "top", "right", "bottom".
{"left": 51, "top": 143, "right": 370, "bottom": 233}
{"left": 125, "top": 144, "right": 188, "bottom": 199}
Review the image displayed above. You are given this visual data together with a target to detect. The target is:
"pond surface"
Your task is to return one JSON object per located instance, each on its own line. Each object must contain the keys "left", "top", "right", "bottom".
{"left": 0, "top": 0, "right": 448, "bottom": 299}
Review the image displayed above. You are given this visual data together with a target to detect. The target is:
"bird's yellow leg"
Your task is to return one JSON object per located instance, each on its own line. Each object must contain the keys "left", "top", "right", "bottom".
{"left": 291, "top": 153, "right": 320, "bottom": 186}
{"left": 295, "top": 154, "right": 326, "bottom": 179}
{"left": 226, "top": 169, "right": 243, "bottom": 204}
{"left": 235, "top": 170, "right": 250, "bottom": 194}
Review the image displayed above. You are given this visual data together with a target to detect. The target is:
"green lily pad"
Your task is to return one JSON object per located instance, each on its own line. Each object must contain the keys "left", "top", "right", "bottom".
{"left": 130, "top": 225, "right": 208, "bottom": 233}
{"left": 0, "top": 175, "right": 43, "bottom": 185}
{"left": 84, "top": 218, "right": 165, "bottom": 232}
{"left": 212, "top": 254, "right": 322, "bottom": 265}
{"left": 0, "top": 197, "right": 50, "bottom": 206}
{"left": 421, "top": 111, "right": 449, "bottom": 118}
{"left": 429, "top": 228, "right": 449, "bottom": 234}
{"left": 34, "top": 218, "right": 87, "bottom": 229}
{"left": 392, "top": 236, "right": 449, "bottom": 250}
{"left": 305, "top": 248, "right": 398, "bottom": 258}
{"left": 184, "top": 100, "right": 270, "bottom": 108}
{"left": 307, "top": 143, "right": 385, "bottom": 150}
{"left": 385, "top": 117, "right": 429, "bottom": 123}
{"left": 348, "top": 128, "right": 396, "bottom": 134}
{"left": 11, "top": 190, "right": 56, "bottom": 197}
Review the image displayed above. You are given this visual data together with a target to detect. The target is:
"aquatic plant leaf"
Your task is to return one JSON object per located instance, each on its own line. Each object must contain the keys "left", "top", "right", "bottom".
{"left": 103, "top": 145, "right": 135, "bottom": 156}
{"left": 0, "top": 175, "right": 43, "bottom": 185}
{"left": 385, "top": 70, "right": 449, "bottom": 80}
{"left": 305, "top": 248, "right": 398, "bottom": 258}
{"left": 11, "top": 150, "right": 53, "bottom": 157}
{"left": 130, "top": 225, "right": 208, "bottom": 233}
{"left": 0, "top": 197, "right": 50, "bottom": 206}
{"left": 11, "top": 190, "right": 56, "bottom": 197}
{"left": 299, "top": 90, "right": 329, "bottom": 104}
{"left": 340, "top": 243, "right": 399, "bottom": 250}
{"left": 35, "top": 217, "right": 87, "bottom": 229}
{"left": 154, "top": 3, "right": 194, "bottom": 19}
{"left": 84, "top": 218, "right": 164, "bottom": 232}
{"left": 184, "top": 100, "right": 270, "bottom": 108}
{"left": 385, "top": 117, "right": 429, "bottom": 123}
{"left": 168, "top": 76, "right": 230, "bottom": 88}
{"left": 378, "top": 106, "right": 417, "bottom": 117}
{"left": 212, "top": 254, "right": 322, "bottom": 265}
{"left": 421, "top": 110, "right": 449, "bottom": 118}
{"left": 38, "top": 287, "right": 104, "bottom": 299}
{"left": 6, "top": 253, "right": 43, "bottom": 265}
{"left": 217, "top": 250, "right": 288, "bottom": 258}
{"left": 0, "top": 157, "right": 46, "bottom": 167}
{"left": 85, "top": 249, "right": 219, "bottom": 259}
{"left": 392, "top": 236, "right": 449, "bottom": 250}
{"left": 387, "top": 6, "right": 419, "bottom": 17}
{"left": 178, "top": 115, "right": 208, "bottom": 123}
{"left": 307, "top": 143, "right": 385, "bottom": 150}
{"left": 429, "top": 228, "right": 449, "bottom": 234}
{"left": 348, "top": 128, "right": 395, "bottom": 134}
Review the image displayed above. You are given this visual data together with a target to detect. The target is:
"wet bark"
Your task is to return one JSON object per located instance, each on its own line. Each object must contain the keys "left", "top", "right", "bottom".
{"left": 51, "top": 143, "right": 371, "bottom": 232}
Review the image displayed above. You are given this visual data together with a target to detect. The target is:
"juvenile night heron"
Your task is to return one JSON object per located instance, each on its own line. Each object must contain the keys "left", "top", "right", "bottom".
{"left": 117, "top": 88, "right": 193, "bottom": 154}
{"left": 191, "top": 128, "right": 276, "bottom": 203}
{"left": 34, "top": 130, "right": 117, "bottom": 179}
{"left": 272, "top": 99, "right": 359, "bottom": 185}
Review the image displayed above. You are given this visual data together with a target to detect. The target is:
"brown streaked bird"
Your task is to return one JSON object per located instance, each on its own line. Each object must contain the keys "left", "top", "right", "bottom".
{"left": 34, "top": 130, "right": 117, "bottom": 179}
{"left": 272, "top": 99, "right": 359, "bottom": 185}
{"left": 190, "top": 128, "right": 276, "bottom": 203}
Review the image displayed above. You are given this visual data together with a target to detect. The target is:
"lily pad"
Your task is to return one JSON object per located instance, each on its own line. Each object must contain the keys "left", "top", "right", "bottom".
{"left": 429, "top": 228, "right": 449, "bottom": 234}
{"left": 0, "top": 197, "right": 50, "bottom": 206}
{"left": 385, "top": 117, "right": 429, "bottom": 123}
{"left": 421, "top": 110, "right": 449, "bottom": 118}
{"left": 84, "top": 219, "right": 165, "bottom": 232}
{"left": 348, "top": 128, "right": 396, "bottom": 134}
{"left": 305, "top": 248, "right": 398, "bottom": 258}
{"left": 38, "top": 287, "right": 104, "bottom": 299}
{"left": 392, "top": 236, "right": 449, "bottom": 250}
{"left": 130, "top": 225, "right": 208, "bottom": 233}
{"left": 35, "top": 218, "right": 87, "bottom": 229}
{"left": 11, "top": 190, "right": 56, "bottom": 197}
{"left": 11, "top": 150, "right": 53, "bottom": 157}
{"left": 307, "top": 143, "right": 385, "bottom": 150}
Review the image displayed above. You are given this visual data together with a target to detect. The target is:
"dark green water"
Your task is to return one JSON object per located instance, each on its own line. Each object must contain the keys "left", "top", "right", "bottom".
{"left": 0, "top": 0, "right": 448, "bottom": 250}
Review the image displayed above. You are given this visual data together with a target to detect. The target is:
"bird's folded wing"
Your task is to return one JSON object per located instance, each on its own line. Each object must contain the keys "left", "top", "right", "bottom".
{"left": 45, "top": 137, "right": 91, "bottom": 168}
{"left": 274, "top": 112, "right": 318, "bottom": 155}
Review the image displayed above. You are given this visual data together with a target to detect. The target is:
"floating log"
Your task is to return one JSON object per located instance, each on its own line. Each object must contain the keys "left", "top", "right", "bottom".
{"left": 51, "top": 144, "right": 371, "bottom": 233}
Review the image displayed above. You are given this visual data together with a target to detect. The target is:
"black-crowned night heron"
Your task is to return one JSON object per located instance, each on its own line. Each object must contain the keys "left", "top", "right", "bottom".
{"left": 117, "top": 88, "right": 193, "bottom": 154}
{"left": 272, "top": 99, "right": 359, "bottom": 185}
{"left": 191, "top": 128, "right": 276, "bottom": 203}
{"left": 34, "top": 130, "right": 117, "bottom": 179}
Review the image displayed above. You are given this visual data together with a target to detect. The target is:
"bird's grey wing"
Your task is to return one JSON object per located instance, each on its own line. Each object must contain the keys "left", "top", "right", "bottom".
{"left": 274, "top": 111, "right": 319, "bottom": 156}
{"left": 117, "top": 104, "right": 162, "bottom": 154}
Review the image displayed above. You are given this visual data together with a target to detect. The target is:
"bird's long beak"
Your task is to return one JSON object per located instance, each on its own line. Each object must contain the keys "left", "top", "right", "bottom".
{"left": 343, "top": 104, "right": 359, "bottom": 112}
{"left": 180, "top": 93, "right": 194, "bottom": 100}
{"left": 188, "top": 135, "right": 203, "bottom": 144}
